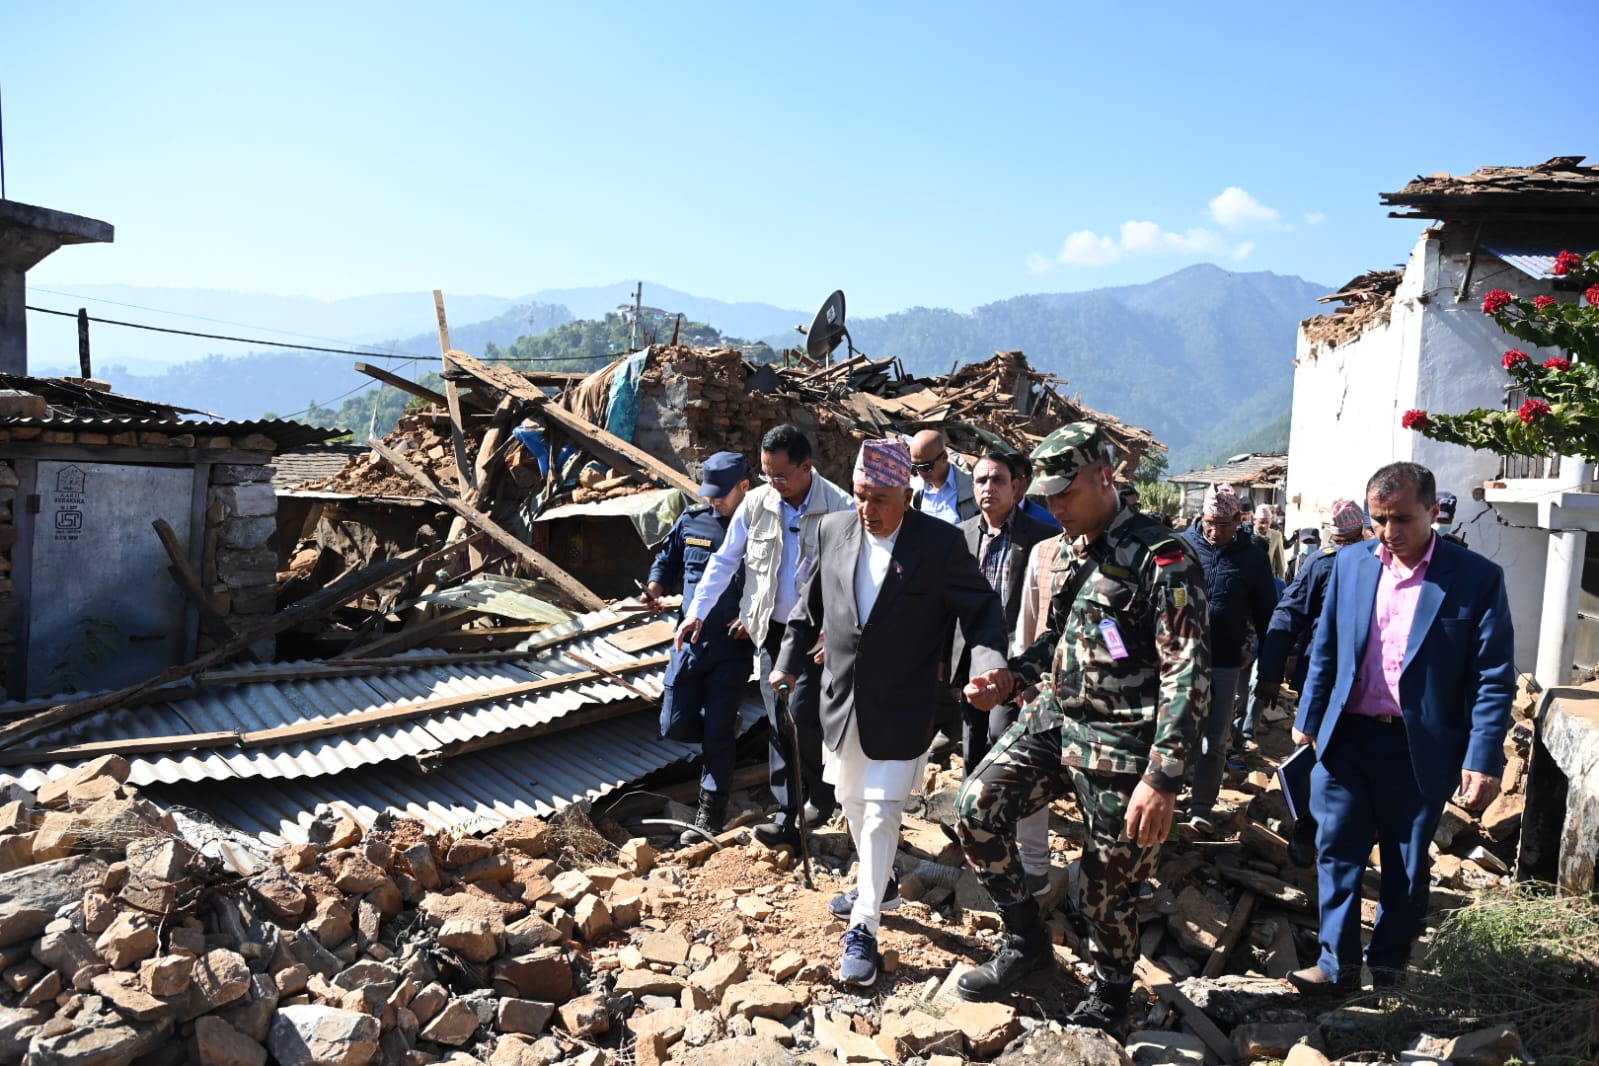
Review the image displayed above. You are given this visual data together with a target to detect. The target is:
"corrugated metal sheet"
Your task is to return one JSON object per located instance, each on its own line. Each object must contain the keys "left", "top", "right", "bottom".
{"left": 142, "top": 707, "right": 714, "bottom": 849}
{"left": 1168, "top": 452, "right": 1288, "bottom": 486}
{"left": 0, "top": 605, "right": 681, "bottom": 792}
{"left": 1484, "top": 245, "right": 1562, "bottom": 279}
{"left": 421, "top": 574, "right": 574, "bottom": 624}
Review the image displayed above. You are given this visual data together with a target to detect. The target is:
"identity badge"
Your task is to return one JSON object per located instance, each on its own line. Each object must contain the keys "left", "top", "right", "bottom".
{"left": 1099, "top": 619, "right": 1130, "bottom": 660}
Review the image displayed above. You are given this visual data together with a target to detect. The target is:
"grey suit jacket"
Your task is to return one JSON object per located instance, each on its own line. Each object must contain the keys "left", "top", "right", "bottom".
{"left": 950, "top": 507, "right": 1061, "bottom": 683}
{"left": 777, "top": 508, "right": 1008, "bottom": 761}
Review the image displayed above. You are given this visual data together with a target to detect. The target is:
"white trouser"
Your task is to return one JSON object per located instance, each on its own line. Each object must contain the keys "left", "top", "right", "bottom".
{"left": 823, "top": 711, "right": 926, "bottom": 935}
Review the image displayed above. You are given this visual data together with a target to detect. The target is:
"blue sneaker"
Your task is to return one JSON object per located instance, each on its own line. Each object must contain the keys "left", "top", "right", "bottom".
{"left": 838, "top": 924, "right": 880, "bottom": 986}
{"left": 828, "top": 873, "right": 902, "bottom": 919}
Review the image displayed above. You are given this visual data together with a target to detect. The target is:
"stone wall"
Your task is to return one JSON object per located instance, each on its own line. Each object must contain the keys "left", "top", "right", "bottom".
{"left": 204, "top": 463, "right": 279, "bottom": 657}
{"left": 0, "top": 430, "right": 279, "bottom": 693}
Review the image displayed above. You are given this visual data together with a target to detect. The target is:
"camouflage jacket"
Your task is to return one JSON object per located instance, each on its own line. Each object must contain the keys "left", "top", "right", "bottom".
{"left": 1009, "top": 505, "right": 1211, "bottom": 792}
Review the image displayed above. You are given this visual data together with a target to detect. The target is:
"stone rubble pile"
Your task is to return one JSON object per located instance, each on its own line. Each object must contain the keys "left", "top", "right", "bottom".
{"left": 0, "top": 672, "right": 1545, "bottom": 1066}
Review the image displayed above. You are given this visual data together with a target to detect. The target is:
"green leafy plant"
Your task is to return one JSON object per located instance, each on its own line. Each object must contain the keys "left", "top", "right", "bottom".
{"left": 1405, "top": 250, "right": 1599, "bottom": 463}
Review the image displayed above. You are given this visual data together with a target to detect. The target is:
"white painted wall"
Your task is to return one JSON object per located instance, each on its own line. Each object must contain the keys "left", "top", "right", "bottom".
{"left": 1285, "top": 225, "right": 1570, "bottom": 675}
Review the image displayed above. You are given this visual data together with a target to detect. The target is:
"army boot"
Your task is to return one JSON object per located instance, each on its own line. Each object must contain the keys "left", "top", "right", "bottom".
{"left": 956, "top": 896, "right": 1052, "bottom": 1001}
{"left": 680, "top": 789, "right": 728, "bottom": 846}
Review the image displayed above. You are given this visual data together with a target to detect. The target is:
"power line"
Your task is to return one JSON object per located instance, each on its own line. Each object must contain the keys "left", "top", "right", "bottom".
{"left": 27, "top": 286, "right": 416, "bottom": 355}
{"left": 24, "top": 304, "right": 617, "bottom": 365}
{"left": 25, "top": 304, "right": 426, "bottom": 359}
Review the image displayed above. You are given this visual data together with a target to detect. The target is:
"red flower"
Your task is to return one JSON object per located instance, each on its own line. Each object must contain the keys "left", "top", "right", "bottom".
{"left": 1482, "top": 289, "right": 1515, "bottom": 314}
{"left": 1402, "top": 409, "right": 1431, "bottom": 430}
{"left": 1519, "top": 398, "right": 1552, "bottom": 423}
{"left": 1533, "top": 294, "right": 1557, "bottom": 310}
{"left": 1587, "top": 284, "right": 1599, "bottom": 307}
{"left": 1543, "top": 357, "right": 1571, "bottom": 371}
{"left": 1503, "top": 350, "right": 1530, "bottom": 370}
{"left": 1555, "top": 250, "right": 1583, "bottom": 276}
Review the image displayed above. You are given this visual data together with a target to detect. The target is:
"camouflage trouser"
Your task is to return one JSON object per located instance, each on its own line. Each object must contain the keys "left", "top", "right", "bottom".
{"left": 955, "top": 720, "right": 1162, "bottom": 983}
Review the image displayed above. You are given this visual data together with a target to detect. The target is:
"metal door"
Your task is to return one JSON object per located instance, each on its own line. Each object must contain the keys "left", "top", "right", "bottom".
{"left": 25, "top": 461, "right": 194, "bottom": 697}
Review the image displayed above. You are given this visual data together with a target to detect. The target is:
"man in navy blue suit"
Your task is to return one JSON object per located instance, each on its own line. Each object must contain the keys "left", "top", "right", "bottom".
{"left": 1290, "top": 462, "right": 1516, "bottom": 993}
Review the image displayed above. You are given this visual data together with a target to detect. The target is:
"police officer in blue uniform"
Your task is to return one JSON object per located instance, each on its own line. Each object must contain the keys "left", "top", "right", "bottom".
{"left": 645, "top": 451, "right": 755, "bottom": 845}
{"left": 1255, "top": 498, "right": 1367, "bottom": 864}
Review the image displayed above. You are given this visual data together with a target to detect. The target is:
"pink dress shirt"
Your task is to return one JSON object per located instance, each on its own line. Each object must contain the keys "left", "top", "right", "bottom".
{"left": 1347, "top": 534, "right": 1437, "bottom": 719}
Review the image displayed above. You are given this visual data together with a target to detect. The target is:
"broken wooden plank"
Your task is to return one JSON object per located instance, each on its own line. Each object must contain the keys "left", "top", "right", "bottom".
{"left": 605, "top": 618, "right": 677, "bottom": 654}
{"left": 1214, "top": 864, "right": 1313, "bottom": 911}
{"left": 567, "top": 652, "right": 657, "bottom": 704}
{"left": 0, "top": 546, "right": 430, "bottom": 751}
{"left": 150, "top": 518, "right": 261, "bottom": 664}
{"left": 1202, "top": 889, "right": 1257, "bottom": 978}
{"left": 332, "top": 608, "right": 478, "bottom": 661}
{"left": 434, "top": 290, "right": 477, "bottom": 497}
{"left": 368, "top": 437, "right": 605, "bottom": 612}
{"left": 354, "top": 362, "right": 449, "bottom": 408}
{"left": 0, "top": 653, "right": 671, "bottom": 765}
{"left": 1133, "top": 957, "right": 1235, "bottom": 1062}
{"left": 445, "top": 348, "right": 700, "bottom": 496}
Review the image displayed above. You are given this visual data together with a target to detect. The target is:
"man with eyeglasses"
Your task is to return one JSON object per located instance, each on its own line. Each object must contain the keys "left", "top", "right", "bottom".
{"left": 909, "top": 429, "right": 977, "bottom": 525}
{"left": 1179, "top": 484, "right": 1278, "bottom": 834}
{"left": 677, "top": 424, "right": 853, "bottom": 848}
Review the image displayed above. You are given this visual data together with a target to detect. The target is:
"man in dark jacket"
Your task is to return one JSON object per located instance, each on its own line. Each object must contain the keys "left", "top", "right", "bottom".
{"left": 1255, "top": 497, "right": 1368, "bottom": 864}
{"left": 953, "top": 451, "right": 1060, "bottom": 894}
{"left": 773, "top": 438, "right": 1008, "bottom": 987}
{"left": 1180, "top": 483, "right": 1277, "bottom": 832}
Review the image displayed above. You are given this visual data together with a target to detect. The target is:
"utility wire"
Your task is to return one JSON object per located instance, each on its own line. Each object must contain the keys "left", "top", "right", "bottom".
{"left": 24, "top": 304, "right": 616, "bottom": 365}
{"left": 28, "top": 286, "right": 417, "bottom": 355}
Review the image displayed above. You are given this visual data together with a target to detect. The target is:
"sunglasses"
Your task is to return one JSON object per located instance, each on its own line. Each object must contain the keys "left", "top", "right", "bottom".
{"left": 909, "top": 451, "right": 946, "bottom": 475}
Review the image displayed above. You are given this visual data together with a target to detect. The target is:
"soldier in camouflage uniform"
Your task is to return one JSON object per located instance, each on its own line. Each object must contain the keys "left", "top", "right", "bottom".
{"left": 956, "top": 422, "right": 1211, "bottom": 1032}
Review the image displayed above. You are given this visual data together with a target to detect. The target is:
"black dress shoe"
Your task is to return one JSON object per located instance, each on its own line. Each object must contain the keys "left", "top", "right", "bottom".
{"left": 752, "top": 821, "right": 801, "bottom": 849}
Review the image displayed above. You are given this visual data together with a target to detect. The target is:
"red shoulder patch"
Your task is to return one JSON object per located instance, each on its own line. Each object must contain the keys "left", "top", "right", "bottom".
{"left": 1154, "top": 550, "right": 1185, "bottom": 567}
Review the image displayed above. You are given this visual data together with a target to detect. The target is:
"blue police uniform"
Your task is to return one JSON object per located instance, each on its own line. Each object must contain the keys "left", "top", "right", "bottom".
{"left": 1258, "top": 543, "right": 1340, "bottom": 693}
{"left": 651, "top": 505, "right": 754, "bottom": 796}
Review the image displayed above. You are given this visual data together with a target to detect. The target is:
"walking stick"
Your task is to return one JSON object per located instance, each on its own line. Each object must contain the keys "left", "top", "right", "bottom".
{"left": 775, "top": 681, "right": 815, "bottom": 890}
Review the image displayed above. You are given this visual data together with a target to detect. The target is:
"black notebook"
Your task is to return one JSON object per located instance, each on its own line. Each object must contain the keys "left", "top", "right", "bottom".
{"left": 1277, "top": 743, "right": 1316, "bottom": 822}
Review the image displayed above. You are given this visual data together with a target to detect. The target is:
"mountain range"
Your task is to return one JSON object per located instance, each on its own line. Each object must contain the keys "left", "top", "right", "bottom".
{"left": 26, "top": 267, "right": 1330, "bottom": 470}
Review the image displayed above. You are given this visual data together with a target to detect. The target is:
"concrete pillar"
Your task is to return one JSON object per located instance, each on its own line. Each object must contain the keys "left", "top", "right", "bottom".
{"left": 1535, "top": 456, "right": 1592, "bottom": 689}
{"left": 0, "top": 272, "right": 25, "bottom": 376}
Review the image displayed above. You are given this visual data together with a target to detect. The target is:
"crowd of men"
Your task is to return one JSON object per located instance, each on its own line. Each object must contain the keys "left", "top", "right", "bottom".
{"left": 642, "top": 422, "right": 1514, "bottom": 1034}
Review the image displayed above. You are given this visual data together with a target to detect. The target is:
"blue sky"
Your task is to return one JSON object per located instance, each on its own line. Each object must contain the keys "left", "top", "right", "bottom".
{"left": 4, "top": 3, "right": 1594, "bottom": 317}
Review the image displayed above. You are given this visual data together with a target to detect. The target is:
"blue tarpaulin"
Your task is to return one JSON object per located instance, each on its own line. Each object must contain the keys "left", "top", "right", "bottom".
{"left": 604, "top": 348, "right": 650, "bottom": 443}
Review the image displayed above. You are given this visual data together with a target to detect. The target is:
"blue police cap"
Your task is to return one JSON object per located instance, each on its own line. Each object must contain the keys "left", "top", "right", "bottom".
{"left": 698, "top": 451, "right": 748, "bottom": 498}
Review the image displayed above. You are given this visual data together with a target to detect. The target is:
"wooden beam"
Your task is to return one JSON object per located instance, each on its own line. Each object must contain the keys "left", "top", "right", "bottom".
{"left": 332, "top": 608, "right": 478, "bottom": 661}
{"left": 150, "top": 519, "right": 260, "bottom": 664}
{"left": 354, "top": 362, "right": 448, "bottom": 408}
{"left": 444, "top": 348, "right": 700, "bottom": 497}
{"left": 1133, "top": 958, "right": 1235, "bottom": 1062}
{"left": 0, "top": 546, "right": 429, "bottom": 751}
{"left": 367, "top": 437, "right": 604, "bottom": 612}
{"left": 433, "top": 290, "right": 477, "bottom": 497}
{"left": 1202, "top": 889, "right": 1257, "bottom": 978}
{"left": 0, "top": 653, "right": 671, "bottom": 766}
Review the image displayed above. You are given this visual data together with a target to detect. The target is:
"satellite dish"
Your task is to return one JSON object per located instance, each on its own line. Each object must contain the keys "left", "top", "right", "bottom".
{"left": 805, "top": 290, "right": 852, "bottom": 362}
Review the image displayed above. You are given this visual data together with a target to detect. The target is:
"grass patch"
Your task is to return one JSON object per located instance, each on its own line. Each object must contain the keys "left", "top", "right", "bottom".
{"left": 1339, "top": 883, "right": 1599, "bottom": 1066}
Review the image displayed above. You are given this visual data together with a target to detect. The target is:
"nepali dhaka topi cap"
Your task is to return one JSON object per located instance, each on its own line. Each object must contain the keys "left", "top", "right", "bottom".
{"left": 1202, "top": 484, "right": 1242, "bottom": 520}
{"left": 854, "top": 438, "right": 913, "bottom": 489}
{"left": 1330, "top": 498, "right": 1365, "bottom": 534}
{"left": 1029, "top": 422, "right": 1110, "bottom": 495}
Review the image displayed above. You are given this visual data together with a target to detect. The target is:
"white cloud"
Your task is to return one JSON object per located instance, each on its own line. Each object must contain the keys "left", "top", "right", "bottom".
{"left": 1209, "top": 187, "right": 1281, "bottom": 230}
{"left": 1231, "top": 241, "right": 1256, "bottom": 261}
{"left": 1032, "top": 220, "right": 1240, "bottom": 271}
{"left": 1304, "top": 210, "right": 1327, "bottom": 225}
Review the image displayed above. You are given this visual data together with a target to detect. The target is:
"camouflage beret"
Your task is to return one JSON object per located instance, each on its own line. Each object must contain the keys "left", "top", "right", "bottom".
{"left": 1029, "top": 421, "right": 1111, "bottom": 495}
